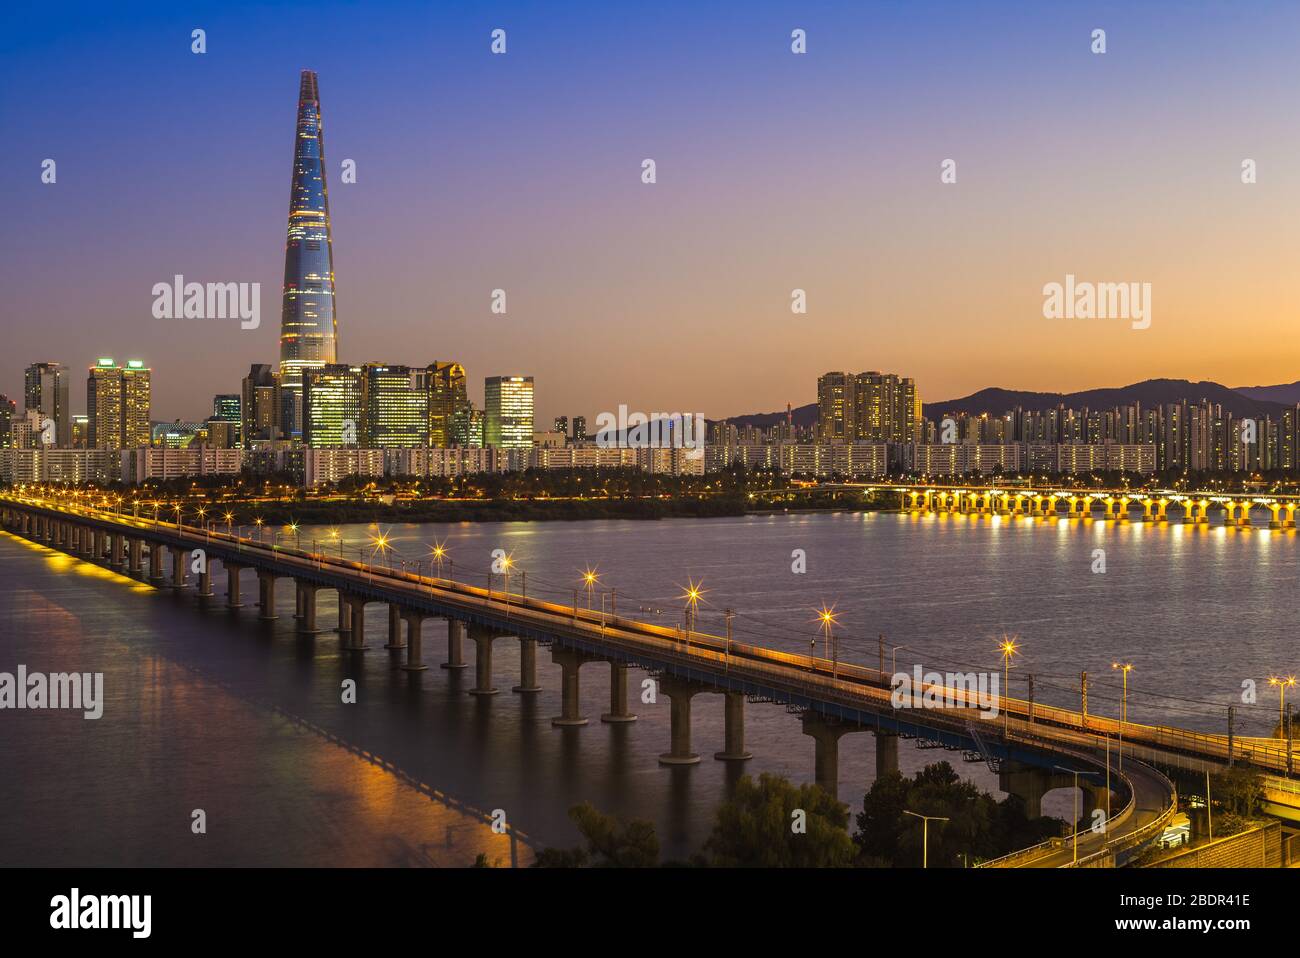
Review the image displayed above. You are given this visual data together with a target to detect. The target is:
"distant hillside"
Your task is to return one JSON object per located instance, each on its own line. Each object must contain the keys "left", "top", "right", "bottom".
{"left": 1234, "top": 381, "right": 1300, "bottom": 405}
{"left": 710, "top": 405, "right": 817, "bottom": 430}
{"left": 922, "top": 379, "right": 1287, "bottom": 420}
{"left": 711, "top": 379, "right": 1293, "bottom": 432}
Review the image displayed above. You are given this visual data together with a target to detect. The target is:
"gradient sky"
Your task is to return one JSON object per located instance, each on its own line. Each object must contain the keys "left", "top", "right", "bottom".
{"left": 3, "top": 1, "right": 1300, "bottom": 424}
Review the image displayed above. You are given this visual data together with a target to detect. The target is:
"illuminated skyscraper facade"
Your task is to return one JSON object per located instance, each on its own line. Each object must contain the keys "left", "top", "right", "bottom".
{"left": 302, "top": 364, "right": 362, "bottom": 448}
{"left": 362, "top": 364, "right": 427, "bottom": 447}
{"left": 484, "top": 376, "right": 534, "bottom": 449}
{"left": 427, "top": 361, "right": 468, "bottom": 447}
{"left": 24, "top": 362, "right": 69, "bottom": 447}
{"left": 87, "top": 359, "right": 151, "bottom": 450}
{"left": 279, "top": 70, "right": 339, "bottom": 436}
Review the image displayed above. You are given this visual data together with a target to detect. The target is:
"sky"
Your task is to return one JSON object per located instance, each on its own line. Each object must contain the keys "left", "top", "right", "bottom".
{"left": 3, "top": 0, "right": 1300, "bottom": 425}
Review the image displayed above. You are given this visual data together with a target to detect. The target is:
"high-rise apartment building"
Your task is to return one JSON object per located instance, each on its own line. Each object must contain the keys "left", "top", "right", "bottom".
{"left": 278, "top": 70, "right": 339, "bottom": 436}
{"left": 86, "top": 359, "right": 151, "bottom": 450}
{"left": 817, "top": 370, "right": 921, "bottom": 445}
{"left": 241, "top": 364, "right": 282, "bottom": 444}
{"left": 484, "top": 376, "right": 534, "bottom": 449}
{"left": 24, "top": 362, "right": 69, "bottom": 447}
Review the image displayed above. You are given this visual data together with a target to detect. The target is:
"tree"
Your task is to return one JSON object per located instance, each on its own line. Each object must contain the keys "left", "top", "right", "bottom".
{"left": 703, "top": 773, "right": 855, "bottom": 867}
{"left": 531, "top": 802, "right": 659, "bottom": 867}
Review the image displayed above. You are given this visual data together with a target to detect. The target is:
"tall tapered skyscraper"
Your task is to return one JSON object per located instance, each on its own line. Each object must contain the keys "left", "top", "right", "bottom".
{"left": 279, "top": 70, "right": 339, "bottom": 437}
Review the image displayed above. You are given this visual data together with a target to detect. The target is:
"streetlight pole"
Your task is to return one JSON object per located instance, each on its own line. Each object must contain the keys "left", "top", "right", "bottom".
{"left": 902, "top": 810, "right": 949, "bottom": 869}
{"left": 1112, "top": 662, "right": 1133, "bottom": 772}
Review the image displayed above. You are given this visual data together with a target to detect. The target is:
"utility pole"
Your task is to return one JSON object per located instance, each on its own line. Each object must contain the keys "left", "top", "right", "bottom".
{"left": 1028, "top": 674, "right": 1035, "bottom": 725}
{"left": 724, "top": 609, "right": 735, "bottom": 672}
{"left": 878, "top": 633, "right": 885, "bottom": 680}
{"left": 1227, "top": 705, "right": 1235, "bottom": 768}
{"left": 1081, "top": 671, "right": 1088, "bottom": 728}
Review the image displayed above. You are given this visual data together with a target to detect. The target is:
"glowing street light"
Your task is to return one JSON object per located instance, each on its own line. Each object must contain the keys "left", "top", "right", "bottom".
{"left": 580, "top": 566, "right": 600, "bottom": 608}
{"left": 814, "top": 604, "right": 840, "bottom": 678}
{"left": 1269, "top": 676, "right": 1296, "bottom": 770}
{"left": 679, "top": 577, "right": 707, "bottom": 645}
{"left": 999, "top": 636, "right": 1020, "bottom": 734}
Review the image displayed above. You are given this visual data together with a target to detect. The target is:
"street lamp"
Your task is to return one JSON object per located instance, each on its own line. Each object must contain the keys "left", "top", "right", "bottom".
{"left": 902, "top": 810, "right": 950, "bottom": 869}
{"left": 1269, "top": 675, "right": 1296, "bottom": 773}
{"left": 999, "top": 636, "right": 1020, "bottom": 734}
{"left": 1053, "top": 765, "right": 1099, "bottom": 865}
{"left": 581, "top": 566, "right": 600, "bottom": 609}
{"left": 814, "top": 604, "right": 840, "bottom": 679}
{"left": 429, "top": 540, "right": 448, "bottom": 581}
{"left": 1112, "top": 662, "right": 1133, "bottom": 772}
{"left": 679, "top": 577, "right": 706, "bottom": 646}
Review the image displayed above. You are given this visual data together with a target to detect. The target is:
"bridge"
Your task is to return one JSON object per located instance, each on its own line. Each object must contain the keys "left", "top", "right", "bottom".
{"left": 871, "top": 483, "right": 1300, "bottom": 526}
{"left": 3, "top": 490, "right": 1297, "bottom": 866}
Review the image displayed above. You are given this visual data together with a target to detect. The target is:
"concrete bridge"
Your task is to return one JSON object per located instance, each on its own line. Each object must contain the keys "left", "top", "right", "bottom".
{"left": 3, "top": 492, "right": 1296, "bottom": 866}
{"left": 882, "top": 484, "right": 1300, "bottom": 527}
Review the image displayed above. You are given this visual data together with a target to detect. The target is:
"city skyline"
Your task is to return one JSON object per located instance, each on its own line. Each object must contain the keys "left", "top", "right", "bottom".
{"left": 6, "top": 2, "right": 1300, "bottom": 425}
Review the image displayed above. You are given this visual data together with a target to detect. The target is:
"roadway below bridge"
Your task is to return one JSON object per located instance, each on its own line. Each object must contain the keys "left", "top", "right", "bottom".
{"left": 5, "top": 492, "right": 1296, "bottom": 865}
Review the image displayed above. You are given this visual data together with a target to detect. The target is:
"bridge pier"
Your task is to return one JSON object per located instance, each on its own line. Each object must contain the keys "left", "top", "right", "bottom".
{"left": 714, "top": 691, "right": 752, "bottom": 761}
{"left": 658, "top": 676, "right": 701, "bottom": 765}
{"left": 468, "top": 624, "right": 499, "bottom": 695}
{"left": 441, "top": 619, "right": 468, "bottom": 670}
{"left": 1082, "top": 782, "right": 1112, "bottom": 825}
{"left": 224, "top": 563, "right": 245, "bottom": 608}
{"left": 875, "top": 730, "right": 899, "bottom": 778}
{"left": 400, "top": 613, "right": 428, "bottom": 671}
{"left": 147, "top": 543, "right": 165, "bottom": 585}
{"left": 109, "top": 533, "right": 124, "bottom": 570}
{"left": 801, "top": 714, "right": 855, "bottom": 801}
{"left": 341, "top": 595, "right": 368, "bottom": 650}
{"left": 93, "top": 529, "right": 106, "bottom": 561}
{"left": 385, "top": 603, "right": 404, "bottom": 649}
{"left": 600, "top": 662, "right": 637, "bottom": 723}
{"left": 197, "top": 564, "right": 213, "bottom": 598}
{"left": 296, "top": 583, "right": 321, "bottom": 633}
{"left": 129, "top": 539, "right": 143, "bottom": 575}
{"left": 336, "top": 590, "right": 352, "bottom": 635}
{"left": 513, "top": 637, "right": 542, "bottom": 694}
{"left": 998, "top": 761, "right": 1074, "bottom": 819}
{"left": 551, "top": 647, "right": 589, "bottom": 725}
{"left": 170, "top": 546, "right": 187, "bottom": 589}
{"left": 257, "top": 570, "right": 278, "bottom": 620}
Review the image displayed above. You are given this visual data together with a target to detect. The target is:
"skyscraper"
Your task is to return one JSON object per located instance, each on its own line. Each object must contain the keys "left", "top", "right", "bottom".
{"left": 302, "top": 364, "right": 362, "bottom": 447}
{"left": 241, "top": 364, "right": 282, "bottom": 444}
{"left": 87, "top": 359, "right": 151, "bottom": 450}
{"left": 484, "top": 376, "right": 534, "bottom": 449}
{"left": 361, "top": 364, "right": 427, "bottom": 447}
{"left": 427, "top": 361, "right": 469, "bottom": 447}
{"left": 279, "top": 70, "right": 339, "bottom": 436}
{"left": 24, "top": 362, "right": 69, "bottom": 447}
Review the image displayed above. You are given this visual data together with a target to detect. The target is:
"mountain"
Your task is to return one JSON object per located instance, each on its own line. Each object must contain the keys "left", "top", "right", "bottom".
{"left": 710, "top": 405, "right": 817, "bottom": 430}
{"left": 922, "top": 379, "right": 1288, "bottom": 420}
{"left": 713, "top": 378, "right": 1293, "bottom": 430}
{"left": 1233, "top": 381, "right": 1300, "bottom": 405}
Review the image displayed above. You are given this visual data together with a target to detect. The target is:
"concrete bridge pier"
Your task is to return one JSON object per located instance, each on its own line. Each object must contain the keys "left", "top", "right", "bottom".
{"left": 93, "top": 529, "right": 106, "bottom": 561}
{"left": 658, "top": 676, "right": 701, "bottom": 766}
{"left": 468, "top": 624, "right": 500, "bottom": 695}
{"left": 169, "top": 546, "right": 188, "bottom": 589}
{"left": 801, "top": 714, "right": 854, "bottom": 801}
{"left": 197, "top": 564, "right": 213, "bottom": 598}
{"left": 147, "top": 544, "right": 165, "bottom": 585}
{"left": 336, "top": 590, "right": 352, "bottom": 635}
{"left": 129, "top": 539, "right": 143, "bottom": 575}
{"left": 998, "top": 761, "right": 1074, "bottom": 819}
{"left": 512, "top": 638, "right": 542, "bottom": 694}
{"left": 341, "top": 595, "right": 368, "bottom": 650}
{"left": 296, "top": 583, "right": 321, "bottom": 633}
{"left": 600, "top": 662, "right": 637, "bottom": 723}
{"left": 441, "top": 619, "right": 468, "bottom": 670}
{"left": 109, "top": 533, "right": 125, "bottom": 570}
{"left": 551, "top": 646, "right": 589, "bottom": 724}
{"left": 400, "top": 613, "right": 428, "bottom": 672}
{"left": 714, "top": 691, "right": 752, "bottom": 761}
{"left": 224, "top": 563, "right": 245, "bottom": 608}
{"left": 256, "top": 570, "right": 278, "bottom": 620}
{"left": 1082, "top": 782, "right": 1112, "bottom": 825}
{"left": 875, "top": 730, "right": 900, "bottom": 778}
{"left": 385, "top": 603, "right": 405, "bottom": 649}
